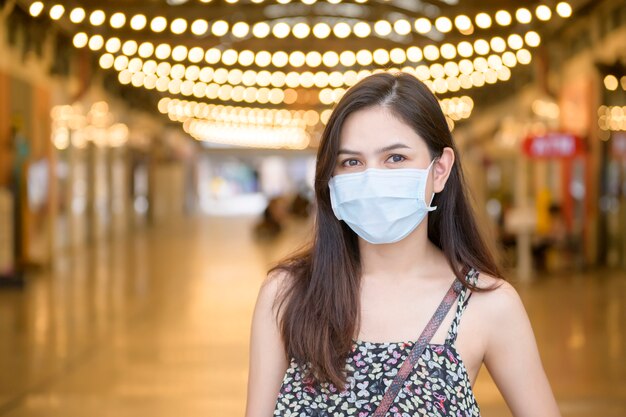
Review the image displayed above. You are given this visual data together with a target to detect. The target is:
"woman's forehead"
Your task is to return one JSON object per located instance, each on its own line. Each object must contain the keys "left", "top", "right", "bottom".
{"left": 338, "top": 106, "right": 426, "bottom": 151}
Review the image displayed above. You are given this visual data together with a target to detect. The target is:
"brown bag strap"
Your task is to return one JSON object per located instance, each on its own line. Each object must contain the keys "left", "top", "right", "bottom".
{"left": 372, "top": 277, "right": 465, "bottom": 417}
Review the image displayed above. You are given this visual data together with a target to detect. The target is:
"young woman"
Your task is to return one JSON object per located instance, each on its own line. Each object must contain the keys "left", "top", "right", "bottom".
{"left": 245, "top": 72, "right": 561, "bottom": 417}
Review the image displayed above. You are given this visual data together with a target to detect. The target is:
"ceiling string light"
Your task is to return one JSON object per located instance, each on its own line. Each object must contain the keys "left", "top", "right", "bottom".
{"left": 99, "top": 46, "right": 522, "bottom": 94}
{"left": 75, "top": 30, "right": 541, "bottom": 69}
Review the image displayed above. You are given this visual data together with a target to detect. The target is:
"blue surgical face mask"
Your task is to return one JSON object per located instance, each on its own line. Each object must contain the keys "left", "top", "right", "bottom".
{"left": 328, "top": 159, "right": 437, "bottom": 244}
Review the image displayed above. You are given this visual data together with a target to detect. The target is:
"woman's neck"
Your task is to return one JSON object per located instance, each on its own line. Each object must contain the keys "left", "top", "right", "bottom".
{"left": 358, "top": 223, "right": 449, "bottom": 282}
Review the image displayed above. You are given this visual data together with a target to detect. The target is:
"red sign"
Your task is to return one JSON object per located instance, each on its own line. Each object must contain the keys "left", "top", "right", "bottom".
{"left": 522, "top": 132, "right": 585, "bottom": 158}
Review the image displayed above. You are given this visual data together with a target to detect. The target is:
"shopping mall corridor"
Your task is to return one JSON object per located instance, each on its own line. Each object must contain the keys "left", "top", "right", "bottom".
{"left": 0, "top": 216, "right": 624, "bottom": 417}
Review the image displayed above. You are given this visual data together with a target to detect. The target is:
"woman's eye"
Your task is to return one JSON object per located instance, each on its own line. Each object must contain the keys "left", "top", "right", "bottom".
{"left": 341, "top": 159, "right": 360, "bottom": 167}
{"left": 387, "top": 154, "right": 406, "bottom": 163}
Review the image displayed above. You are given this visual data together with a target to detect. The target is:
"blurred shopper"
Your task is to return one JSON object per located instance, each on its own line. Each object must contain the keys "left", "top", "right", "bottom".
{"left": 246, "top": 72, "right": 561, "bottom": 417}
{"left": 253, "top": 196, "right": 288, "bottom": 241}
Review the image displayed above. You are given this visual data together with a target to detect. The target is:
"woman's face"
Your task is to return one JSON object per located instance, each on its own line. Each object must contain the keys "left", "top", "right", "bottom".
{"left": 333, "top": 105, "right": 433, "bottom": 177}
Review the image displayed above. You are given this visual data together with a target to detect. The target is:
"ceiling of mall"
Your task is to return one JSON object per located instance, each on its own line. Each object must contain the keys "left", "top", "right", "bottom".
{"left": 13, "top": 0, "right": 598, "bottom": 149}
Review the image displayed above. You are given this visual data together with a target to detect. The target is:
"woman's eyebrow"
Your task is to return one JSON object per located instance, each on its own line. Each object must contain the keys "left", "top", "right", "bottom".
{"left": 337, "top": 142, "right": 412, "bottom": 156}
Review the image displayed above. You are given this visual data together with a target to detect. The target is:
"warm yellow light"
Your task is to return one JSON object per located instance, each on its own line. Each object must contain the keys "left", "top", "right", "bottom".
{"left": 390, "top": 48, "right": 406, "bottom": 64}
{"left": 524, "top": 31, "right": 541, "bottom": 47}
{"left": 454, "top": 15, "right": 472, "bottom": 31}
{"left": 374, "top": 20, "right": 392, "bottom": 36}
{"left": 373, "top": 49, "right": 390, "bottom": 65}
{"left": 99, "top": 53, "right": 115, "bottom": 69}
{"left": 516, "top": 49, "right": 532, "bottom": 65}
{"left": 556, "top": 2, "right": 572, "bottom": 18}
{"left": 313, "top": 23, "right": 331, "bottom": 38}
{"left": 88, "top": 35, "right": 104, "bottom": 51}
{"left": 289, "top": 51, "right": 306, "bottom": 67}
{"left": 171, "top": 18, "right": 188, "bottom": 34}
{"left": 69, "top": 7, "right": 86, "bottom": 23}
{"left": 49, "top": 5, "right": 65, "bottom": 20}
{"left": 475, "top": 13, "right": 492, "bottom": 29}
{"left": 122, "top": 40, "right": 138, "bottom": 55}
{"left": 495, "top": 10, "right": 512, "bottom": 26}
{"left": 188, "top": 47, "right": 204, "bottom": 63}
{"left": 252, "top": 22, "right": 270, "bottom": 38}
{"left": 414, "top": 18, "right": 431, "bottom": 34}
{"left": 130, "top": 14, "right": 147, "bottom": 30}
{"left": 457, "top": 41, "right": 473, "bottom": 57}
{"left": 339, "top": 50, "right": 356, "bottom": 66}
{"left": 474, "top": 39, "right": 490, "bottom": 55}
{"left": 604, "top": 75, "right": 618, "bottom": 91}
{"left": 489, "top": 37, "right": 506, "bottom": 53}
{"left": 232, "top": 21, "right": 249, "bottom": 38}
{"left": 272, "top": 51, "right": 289, "bottom": 67}
{"left": 423, "top": 45, "right": 440, "bottom": 61}
{"left": 353, "top": 21, "right": 371, "bottom": 37}
{"left": 322, "top": 51, "right": 339, "bottom": 67}
{"left": 487, "top": 55, "right": 503, "bottom": 70}
{"left": 536, "top": 5, "right": 552, "bottom": 21}
{"left": 292, "top": 22, "right": 311, "bottom": 39}
{"left": 440, "top": 43, "right": 456, "bottom": 59}
{"left": 151, "top": 17, "right": 167, "bottom": 32}
{"left": 435, "top": 17, "right": 452, "bottom": 33}
{"left": 516, "top": 8, "right": 532, "bottom": 24}
{"left": 192, "top": 19, "right": 209, "bottom": 35}
{"left": 272, "top": 22, "right": 291, "bottom": 38}
{"left": 109, "top": 12, "right": 126, "bottom": 28}
{"left": 393, "top": 19, "right": 412, "bottom": 35}
{"left": 502, "top": 51, "right": 517, "bottom": 67}
{"left": 172, "top": 45, "right": 188, "bottom": 61}
{"left": 356, "top": 49, "right": 373, "bottom": 66}
{"left": 29, "top": 2, "right": 44, "bottom": 17}
{"left": 333, "top": 22, "right": 351, "bottom": 38}
{"left": 212, "top": 20, "right": 229, "bottom": 36}
{"left": 255, "top": 50, "right": 272, "bottom": 67}
{"left": 155, "top": 44, "right": 172, "bottom": 59}
{"left": 90, "top": 10, "right": 106, "bottom": 26}
{"left": 507, "top": 34, "right": 524, "bottom": 50}
{"left": 306, "top": 51, "right": 322, "bottom": 67}
{"left": 407, "top": 46, "right": 422, "bottom": 62}
{"left": 114, "top": 55, "right": 129, "bottom": 71}
{"left": 73, "top": 32, "right": 89, "bottom": 48}
{"left": 105, "top": 37, "right": 121, "bottom": 53}
{"left": 138, "top": 42, "right": 154, "bottom": 58}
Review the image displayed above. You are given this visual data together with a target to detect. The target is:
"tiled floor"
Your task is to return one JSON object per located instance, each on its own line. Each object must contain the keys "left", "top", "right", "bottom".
{"left": 0, "top": 216, "right": 624, "bottom": 417}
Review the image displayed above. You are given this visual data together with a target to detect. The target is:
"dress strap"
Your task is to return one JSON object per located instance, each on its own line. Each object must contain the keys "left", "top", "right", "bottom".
{"left": 445, "top": 267, "right": 479, "bottom": 344}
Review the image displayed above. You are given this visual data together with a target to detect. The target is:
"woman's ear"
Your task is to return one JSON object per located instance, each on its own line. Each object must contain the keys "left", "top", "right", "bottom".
{"left": 432, "top": 147, "right": 455, "bottom": 193}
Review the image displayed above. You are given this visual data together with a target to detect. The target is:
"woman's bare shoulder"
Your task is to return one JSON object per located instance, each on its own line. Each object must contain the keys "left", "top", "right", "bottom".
{"left": 470, "top": 272, "right": 528, "bottom": 328}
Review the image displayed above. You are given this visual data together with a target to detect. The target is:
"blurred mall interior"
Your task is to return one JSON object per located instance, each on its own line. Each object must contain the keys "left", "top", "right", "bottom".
{"left": 0, "top": 0, "right": 625, "bottom": 416}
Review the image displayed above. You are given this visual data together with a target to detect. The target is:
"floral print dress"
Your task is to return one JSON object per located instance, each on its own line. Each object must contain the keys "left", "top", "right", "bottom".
{"left": 273, "top": 269, "right": 481, "bottom": 417}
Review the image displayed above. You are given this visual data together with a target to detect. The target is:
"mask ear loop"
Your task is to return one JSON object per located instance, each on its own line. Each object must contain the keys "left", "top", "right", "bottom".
{"left": 426, "top": 157, "right": 439, "bottom": 211}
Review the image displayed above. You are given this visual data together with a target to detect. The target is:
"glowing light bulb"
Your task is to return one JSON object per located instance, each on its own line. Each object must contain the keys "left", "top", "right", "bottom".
{"left": 192, "top": 19, "right": 209, "bottom": 35}
{"left": 516, "top": 8, "right": 532, "bottom": 24}
{"left": 29, "top": 2, "right": 44, "bottom": 17}
{"left": 475, "top": 13, "right": 492, "bottom": 29}
{"left": 49, "top": 5, "right": 65, "bottom": 20}
{"left": 171, "top": 18, "right": 188, "bottom": 34}
{"left": 109, "top": 12, "right": 126, "bottom": 28}
{"left": 90, "top": 10, "right": 106, "bottom": 26}
{"left": 495, "top": 10, "right": 512, "bottom": 26}
{"left": 556, "top": 2, "right": 572, "bottom": 18}
{"left": 454, "top": 15, "right": 472, "bottom": 31}
{"left": 414, "top": 17, "right": 431, "bottom": 34}
{"left": 435, "top": 17, "right": 452, "bottom": 33}
{"left": 353, "top": 22, "right": 371, "bottom": 37}
{"left": 374, "top": 20, "right": 392, "bottom": 36}
{"left": 151, "top": 17, "right": 167, "bottom": 32}
{"left": 130, "top": 14, "right": 147, "bottom": 30}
